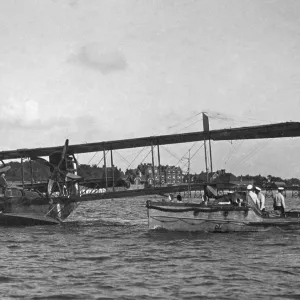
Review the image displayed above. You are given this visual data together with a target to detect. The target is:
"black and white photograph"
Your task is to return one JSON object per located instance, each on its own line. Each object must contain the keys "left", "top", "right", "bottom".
{"left": 0, "top": 0, "right": 300, "bottom": 299}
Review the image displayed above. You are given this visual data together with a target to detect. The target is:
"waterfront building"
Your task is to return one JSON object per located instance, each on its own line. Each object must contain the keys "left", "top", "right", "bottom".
{"left": 144, "top": 164, "right": 183, "bottom": 186}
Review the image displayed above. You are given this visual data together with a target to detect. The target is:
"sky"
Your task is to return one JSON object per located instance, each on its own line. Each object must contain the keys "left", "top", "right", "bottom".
{"left": 1, "top": 0, "right": 300, "bottom": 178}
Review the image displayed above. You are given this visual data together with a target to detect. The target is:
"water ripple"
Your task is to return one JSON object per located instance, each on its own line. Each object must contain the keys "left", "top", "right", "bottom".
{"left": 0, "top": 197, "right": 300, "bottom": 299}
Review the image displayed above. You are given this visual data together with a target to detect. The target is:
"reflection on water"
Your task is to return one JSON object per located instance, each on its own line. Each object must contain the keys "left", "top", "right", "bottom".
{"left": 0, "top": 195, "right": 299, "bottom": 299}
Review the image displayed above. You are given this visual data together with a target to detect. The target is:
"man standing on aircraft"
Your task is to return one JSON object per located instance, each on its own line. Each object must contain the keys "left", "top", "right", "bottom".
{"left": 255, "top": 186, "right": 266, "bottom": 212}
{"left": 273, "top": 187, "right": 286, "bottom": 214}
{"left": 0, "top": 172, "right": 8, "bottom": 195}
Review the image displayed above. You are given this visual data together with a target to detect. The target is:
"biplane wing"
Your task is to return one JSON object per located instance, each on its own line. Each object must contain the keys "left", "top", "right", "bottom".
{"left": 0, "top": 122, "right": 299, "bottom": 160}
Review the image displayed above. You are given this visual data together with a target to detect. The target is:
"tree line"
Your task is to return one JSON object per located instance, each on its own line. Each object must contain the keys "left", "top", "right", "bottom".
{"left": 3, "top": 161, "right": 123, "bottom": 182}
{"left": 2, "top": 161, "right": 300, "bottom": 187}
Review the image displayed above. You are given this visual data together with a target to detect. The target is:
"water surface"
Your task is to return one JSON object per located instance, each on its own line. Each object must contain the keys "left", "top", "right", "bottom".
{"left": 1, "top": 194, "right": 300, "bottom": 299}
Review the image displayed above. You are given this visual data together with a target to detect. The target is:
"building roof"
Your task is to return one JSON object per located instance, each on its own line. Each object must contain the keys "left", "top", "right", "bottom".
{"left": 211, "top": 173, "right": 238, "bottom": 184}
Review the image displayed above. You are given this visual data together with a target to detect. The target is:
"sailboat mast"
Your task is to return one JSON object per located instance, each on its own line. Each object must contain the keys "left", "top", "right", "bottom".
{"left": 203, "top": 137, "right": 209, "bottom": 181}
{"left": 30, "top": 159, "right": 34, "bottom": 189}
{"left": 157, "top": 145, "right": 161, "bottom": 186}
{"left": 103, "top": 150, "right": 108, "bottom": 190}
{"left": 188, "top": 149, "right": 191, "bottom": 197}
{"left": 21, "top": 156, "right": 24, "bottom": 189}
{"left": 209, "top": 139, "right": 213, "bottom": 174}
{"left": 110, "top": 149, "right": 115, "bottom": 192}
{"left": 202, "top": 113, "right": 213, "bottom": 181}
{"left": 151, "top": 144, "right": 155, "bottom": 187}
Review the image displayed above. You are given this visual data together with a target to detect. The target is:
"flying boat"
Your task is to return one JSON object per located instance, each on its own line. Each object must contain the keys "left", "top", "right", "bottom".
{"left": 0, "top": 114, "right": 300, "bottom": 230}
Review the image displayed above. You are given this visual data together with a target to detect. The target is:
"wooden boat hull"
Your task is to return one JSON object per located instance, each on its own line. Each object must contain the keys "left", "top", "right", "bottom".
{"left": 146, "top": 201, "right": 300, "bottom": 232}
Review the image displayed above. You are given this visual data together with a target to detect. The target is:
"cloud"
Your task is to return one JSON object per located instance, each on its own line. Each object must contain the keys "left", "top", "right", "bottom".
{"left": 52, "top": 0, "right": 79, "bottom": 8}
{"left": 0, "top": 99, "right": 71, "bottom": 130}
{"left": 70, "top": 43, "right": 128, "bottom": 74}
{"left": 1, "top": 99, "right": 38, "bottom": 127}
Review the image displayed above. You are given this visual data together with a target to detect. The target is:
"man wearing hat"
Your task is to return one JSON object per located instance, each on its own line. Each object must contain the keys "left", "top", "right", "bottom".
{"left": 255, "top": 186, "right": 265, "bottom": 212}
{"left": 0, "top": 172, "right": 8, "bottom": 195}
{"left": 273, "top": 187, "right": 285, "bottom": 214}
{"left": 246, "top": 184, "right": 259, "bottom": 208}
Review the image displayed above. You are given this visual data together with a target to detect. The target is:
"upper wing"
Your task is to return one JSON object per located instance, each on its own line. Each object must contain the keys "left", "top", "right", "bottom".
{"left": 0, "top": 121, "right": 299, "bottom": 160}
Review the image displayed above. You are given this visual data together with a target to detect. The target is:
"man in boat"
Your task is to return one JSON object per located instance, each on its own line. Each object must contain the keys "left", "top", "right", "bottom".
{"left": 246, "top": 185, "right": 259, "bottom": 208}
{"left": 255, "top": 186, "right": 265, "bottom": 212}
{"left": 0, "top": 172, "right": 8, "bottom": 195}
{"left": 273, "top": 187, "right": 286, "bottom": 214}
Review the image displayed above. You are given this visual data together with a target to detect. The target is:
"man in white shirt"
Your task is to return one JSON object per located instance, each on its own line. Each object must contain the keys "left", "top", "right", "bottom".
{"left": 255, "top": 186, "right": 266, "bottom": 212}
{"left": 246, "top": 184, "right": 260, "bottom": 209}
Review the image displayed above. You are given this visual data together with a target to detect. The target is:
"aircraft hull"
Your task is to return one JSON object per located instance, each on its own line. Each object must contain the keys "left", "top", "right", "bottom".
{"left": 146, "top": 201, "right": 300, "bottom": 232}
{"left": 0, "top": 193, "right": 78, "bottom": 226}
{"left": 0, "top": 213, "right": 60, "bottom": 226}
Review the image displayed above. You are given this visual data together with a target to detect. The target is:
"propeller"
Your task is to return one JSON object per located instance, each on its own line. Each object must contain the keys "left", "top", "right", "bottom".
{"left": 46, "top": 139, "right": 82, "bottom": 196}
{"left": 47, "top": 139, "right": 69, "bottom": 196}
{"left": 30, "top": 140, "right": 82, "bottom": 197}
{"left": 58, "top": 139, "right": 69, "bottom": 170}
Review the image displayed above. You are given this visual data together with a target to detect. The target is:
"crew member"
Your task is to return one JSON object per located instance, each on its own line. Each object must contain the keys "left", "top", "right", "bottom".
{"left": 273, "top": 187, "right": 286, "bottom": 214}
{"left": 246, "top": 184, "right": 259, "bottom": 208}
{"left": 0, "top": 172, "right": 8, "bottom": 195}
{"left": 255, "top": 186, "right": 266, "bottom": 212}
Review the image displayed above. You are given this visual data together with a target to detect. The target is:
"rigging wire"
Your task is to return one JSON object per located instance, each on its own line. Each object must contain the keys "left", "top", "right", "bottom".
{"left": 174, "top": 142, "right": 198, "bottom": 166}
{"left": 96, "top": 151, "right": 107, "bottom": 167}
{"left": 172, "top": 119, "right": 203, "bottom": 134}
{"left": 223, "top": 140, "right": 245, "bottom": 166}
{"left": 114, "top": 150, "right": 130, "bottom": 165}
{"left": 181, "top": 143, "right": 204, "bottom": 173}
{"left": 206, "top": 111, "right": 280, "bottom": 126}
{"left": 127, "top": 147, "right": 149, "bottom": 169}
{"left": 243, "top": 140, "right": 272, "bottom": 163}
{"left": 138, "top": 148, "right": 153, "bottom": 165}
{"left": 233, "top": 139, "right": 272, "bottom": 168}
{"left": 233, "top": 143, "right": 263, "bottom": 168}
{"left": 88, "top": 152, "right": 99, "bottom": 165}
{"left": 166, "top": 112, "right": 202, "bottom": 130}
{"left": 161, "top": 145, "right": 183, "bottom": 162}
{"left": 161, "top": 141, "right": 199, "bottom": 172}
{"left": 222, "top": 141, "right": 238, "bottom": 165}
{"left": 158, "top": 112, "right": 203, "bottom": 135}
{"left": 203, "top": 111, "right": 276, "bottom": 170}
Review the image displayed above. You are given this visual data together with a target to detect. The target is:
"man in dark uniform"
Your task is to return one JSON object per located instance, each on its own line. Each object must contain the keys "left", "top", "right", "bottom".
{"left": 0, "top": 172, "right": 8, "bottom": 195}
{"left": 273, "top": 187, "right": 285, "bottom": 214}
